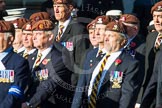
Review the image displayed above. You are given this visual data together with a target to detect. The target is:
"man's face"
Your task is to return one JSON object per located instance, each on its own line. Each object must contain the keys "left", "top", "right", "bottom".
{"left": 95, "top": 24, "right": 106, "bottom": 43}
{"left": 0, "top": 33, "right": 13, "bottom": 52}
{"left": 0, "top": 0, "right": 6, "bottom": 11}
{"left": 22, "top": 31, "right": 33, "bottom": 48}
{"left": 32, "top": 31, "right": 51, "bottom": 50}
{"left": 53, "top": 3, "right": 72, "bottom": 22}
{"left": 12, "top": 29, "right": 23, "bottom": 50}
{"left": 153, "top": 11, "right": 162, "bottom": 32}
{"left": 104, "top": 30, "right": 125, "bottom": 52}
{"left": 89, "top": 29, "right": 98, "bottom": 47}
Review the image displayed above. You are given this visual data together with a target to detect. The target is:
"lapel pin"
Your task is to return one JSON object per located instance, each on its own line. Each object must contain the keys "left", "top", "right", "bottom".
{"left": 32, "top": 57, "right": 35, "bottom": 60}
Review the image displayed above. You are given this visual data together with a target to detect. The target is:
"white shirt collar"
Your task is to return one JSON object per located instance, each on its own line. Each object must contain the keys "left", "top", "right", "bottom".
{"left": 17, "top": 47, "right": 25, "bottom": 53}
{"left": 38, "top": 45, "right": 53, "bottom": 61}
{"left": 24, "top": 48, "right": 36, "bottom": 55}
{"left": 58, "top": 16, "right": 71, "bottom": 34}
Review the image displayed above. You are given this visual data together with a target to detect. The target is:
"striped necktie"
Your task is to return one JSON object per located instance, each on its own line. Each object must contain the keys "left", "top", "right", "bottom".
{"left": 56, "top": 25, "right": 64, "bottom": 42}
{"left": 88, "top": 54, "right": 110, "bottom": 108}
{"left": 23, "top": 53, "right": 29, "bottom": 59}
{"left": 14, "top": 49, "right": 17, "bottom": 53}
{"left": 34, "top": 53, "right": 42, "bottom": 68}
{"left": 97, "top": 50, "right": 103, "bottom": 57}
{"left": 154, "top": 34, "right": 162, "bottom": 51}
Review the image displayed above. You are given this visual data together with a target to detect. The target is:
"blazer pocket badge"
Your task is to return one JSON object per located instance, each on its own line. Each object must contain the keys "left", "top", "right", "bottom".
{"left": 110, "top": 71, "right": 123, "bottom": 88}
{"left": 61, "top": 41, "right": 73, "bottom": 51}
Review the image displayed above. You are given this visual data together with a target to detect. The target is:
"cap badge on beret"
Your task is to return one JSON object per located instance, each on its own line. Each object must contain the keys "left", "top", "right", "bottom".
{"left": 92, "top": 24, "right": 95, "bottom": 28}
{"left": 35, "top": 16, "right": 41, "bottom": 21}
{"left": 97, "top": 18, "right": 103, "bottom": 24}
{"left": 13, "top": 23, "right": 18, "bottom": 29}
{"left": 113, "top": 25, "right": 119, "bottom": 31}
{"left": 38, "top": 23, "right": 44, "bottom": 30}
{"left": 157, "top": 6, "right": 162, "bottom": 11}
{"left": 120, "top": 17, "right": 126, "bottom": 22}
{"left": 26, "top": 24, "right": 32, "bottom": 30}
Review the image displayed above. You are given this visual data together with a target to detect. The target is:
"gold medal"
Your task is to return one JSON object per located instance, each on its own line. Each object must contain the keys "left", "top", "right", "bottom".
{"left": 112, "top": 79, "right": 121, "bottom": 88}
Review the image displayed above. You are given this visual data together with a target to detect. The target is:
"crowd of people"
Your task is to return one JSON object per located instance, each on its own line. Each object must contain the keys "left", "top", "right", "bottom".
{"left": 0, "top": 0, "right": 162, "bottom": 108}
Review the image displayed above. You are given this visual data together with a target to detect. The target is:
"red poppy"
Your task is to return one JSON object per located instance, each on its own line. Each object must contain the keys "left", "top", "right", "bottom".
{"left": 130, "top": 42, "right": 136, "bottom": 47}
{"left": 115, "top": 59, "right": 122, "bottom": 66}
{"left": 42, "top": 59, "right": 50, "bottom": 65}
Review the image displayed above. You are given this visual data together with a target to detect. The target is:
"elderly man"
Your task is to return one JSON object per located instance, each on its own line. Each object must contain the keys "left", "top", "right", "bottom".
{"left": 87, "top": 19, "right": 98, "bottom": 49}
{"left": 139, "top": 1, "right": 162, "bottom": 108}
{"left": 71, "top": 21, "right": 142, "bottom": 108}
{"left": 119, "top": 14, "right": 146, "bottom": 107}
{"left": 82, "top": 16, "right": 111, "bottom": 70}
{"left": 19, "top": 22, "right": 36, "bottom": 59}
{"left": 53, "top": 0, "right": 90, "bottom": 86}
{"left": 22, "top": 19, "right": 72, "bottom": 108}
{"left": 141, "top": 1, "right": 162, "bottom": 108}
{"left": 12, "top": 18, "right": 29, "bottom": 53}
{"left": 0, "top": 21, "right": 30, "bottom": 108}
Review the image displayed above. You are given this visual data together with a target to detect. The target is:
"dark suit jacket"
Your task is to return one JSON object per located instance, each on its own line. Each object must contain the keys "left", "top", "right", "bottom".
{"left": 83, "top": 48, "right": 99, "bottom": 69}
{"left": 144, "top": 31, "right": 158, "bottom": 93}
{"left": 140, "top": 45, "right": 162, "bottom": 108}
{"left": 0, "top": 50, "right": 30, "bottom": 108}
{"left": 124, "top": 35, "right": 146, "bottom": 103}
{"left": 26, "top": 45, "right": 72, "bottom": 108}
{"left": 54, "top": 18, "right": 90, "bottom": 86}
{"left": 72, "top": 51, "right": 143, "bottom": 108}
{"left": 71, "top": 47, "right": 104, "bottom": 108}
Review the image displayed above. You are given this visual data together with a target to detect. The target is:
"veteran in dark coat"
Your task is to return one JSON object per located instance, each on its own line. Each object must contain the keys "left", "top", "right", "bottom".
{"left": 119, "top": 14, "right": 146, "bottom": 106}
{"left": 0, "top": 21, "right": 30, "bottom": 108}
{"left": 141, "top": 2, "right": 162, "bottom": 107}
{"left": 53, "top": 0, "right": 91, "bottom": 86}
{"left": 22, "top": 20, "right": 72, "bottom": 108}
{"left": 140, "top": 1, "right": 162, "bottom": 108}
{"left": 71, "top": 21, "right": 143, "bottom": 108}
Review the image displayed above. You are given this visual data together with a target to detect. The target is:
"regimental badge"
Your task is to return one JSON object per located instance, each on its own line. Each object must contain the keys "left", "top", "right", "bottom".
{"left": 35, "top": 16, "right": 40, "bottom": 21}
{"left": 97, "top": 18, "right": 103, "bottom": 24}
{"left": 110, "top": 71, "right": 123, "bottom": 88}
{"left": 26, "top": 24, "right": 32, "bottom": 30}
{"left": 112, "top": 24, "right": 119, "bottom": 31}
{"left": 158, "top": 6, "right": 162, "bottom": 11}
{"left": 120, "top": 16, "right": 126, "bottom": 22}
{"left": 35, "top": 69, "right": 49, "bottom": 81}
{"left": 0, "top": 70, "right": 14, "bottom": 83}
{"left": 61, "top": 42, "right": 74, "bottom": 51}
{"left": 38, "top": 23, "right": 44, "bottom": 30}
{"left": 13, "top": 23, "right": 18, "bottom": 29}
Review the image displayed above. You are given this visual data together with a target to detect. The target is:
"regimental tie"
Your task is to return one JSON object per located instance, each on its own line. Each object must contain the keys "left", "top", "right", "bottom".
{"left": 13, "top": 49, "right": 17, "bottom": 53}
{"left": 88, "top": 54, "right": 110, "bottom": 108}
{"left": 55, "top": 25, "right": 64, "bottom": 42}
{"left": 34, "top": 53, "right": 42, "bottom": 68}
{"left": 97, "top": 50, "right": 103, "bottom": 57}
{"left": 154, "top": 34, "right": 162, "bottom": 51}
{"left": 23, "top": 53, "right": 29, "bottom": 59}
